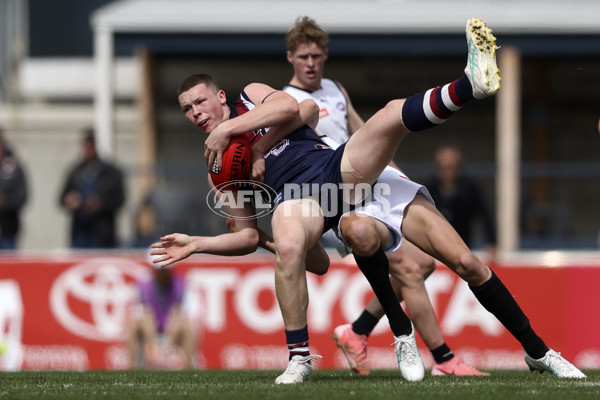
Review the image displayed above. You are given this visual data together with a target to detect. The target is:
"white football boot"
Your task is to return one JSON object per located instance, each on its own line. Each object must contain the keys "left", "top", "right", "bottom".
{"left": 394, "top": 324, "right": 425, "bottom": 382}
{"left": 525, "top": 349, "right": 587, "bottom": 379}
{"left": 464, "top": 17, "right": 501, "bottom": 99}
{"left": 275, "top": 355, "right": 323, "bottom": 384}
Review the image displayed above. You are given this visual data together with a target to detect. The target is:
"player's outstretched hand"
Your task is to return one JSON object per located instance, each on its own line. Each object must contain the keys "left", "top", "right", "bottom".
{"left": 150, "top": 233, "right": 196, "bottom": 267}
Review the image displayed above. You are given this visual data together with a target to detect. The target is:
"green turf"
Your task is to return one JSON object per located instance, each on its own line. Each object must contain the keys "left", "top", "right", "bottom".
{"left": 0, "top": 369, "right": 598, "bottom": 400}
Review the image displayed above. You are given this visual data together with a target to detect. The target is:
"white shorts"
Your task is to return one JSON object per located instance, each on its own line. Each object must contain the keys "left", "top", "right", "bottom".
{"left": 334, "top": 166, "right": 434, "bottom": 253}
{"left": 321, "top": 228, "right": 352, "bottom": 256}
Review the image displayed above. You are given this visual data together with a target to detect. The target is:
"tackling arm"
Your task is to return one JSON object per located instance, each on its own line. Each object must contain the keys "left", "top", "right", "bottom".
{"left": 150, "top": 174, "right": 260, "bottom": 267}
{"left": 250, "top": 98, "right": 320, "bottom": 182}
{"left": 204, "top": 83, "right": 300, "bottom": 171}
{"left": 337, "top": 81, "right": 365, "bottom": 135}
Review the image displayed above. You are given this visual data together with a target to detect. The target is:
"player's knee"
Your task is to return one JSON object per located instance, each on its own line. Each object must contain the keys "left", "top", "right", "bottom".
{"left": 456, "top": 251, "right": 487, "bottom": 283}
{"left": 275, "top": 237, "right": 305, "bottom": 268}
{"left": 385, "top": 98, "right": 405, "bottom": 110}
{"left": 421, "top": 257, "right": 437, "bottom": 279}
{"left": 306, "top": 251, "right": 329, "bottom": 276}
{"left": 341, "top": 216, "right": 380, "bottom": 254}
{"left": 307, "top": 261, "right": 329, "bottom": 276}
{"left": 385, "top": 99, "right": 406, "bottom": 119}
{"left": 385, "top": 248, "right": 407, "bottom": 265}
{"left": 388, "top": 255, "right": 423, "bottom": 285}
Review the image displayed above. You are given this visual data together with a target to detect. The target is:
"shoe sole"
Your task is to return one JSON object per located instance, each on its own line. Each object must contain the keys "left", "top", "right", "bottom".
{"left": 431, "top": 367, "right": 449, "bottom": 376}
{"left": 275, "top": 370, "right": 312, "bottom": 384}
{"left": 432, "top": 367, "right": 491, "bottom": 377}
{"left": 525, "top": 358, "right": 545, "bottom": 374}
{"left": 332, "top": 332, "right": 370, "bottom": 376}
{"left": 525, "top": 355, "right": 555, "bottom": 376}
{"left": 525, "top": 357, "right": 586, "bottom": 379}
{"left": 466, "top": 17, "right": 501, "bottom": 97}
{"left": 275, "top": 377, "right": 310, "bottom": 384}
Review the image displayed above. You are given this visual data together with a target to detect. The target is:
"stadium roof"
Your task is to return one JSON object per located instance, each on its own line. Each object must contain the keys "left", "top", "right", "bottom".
{"left": 92, "top": 0, "right": 600, "bottom": 35}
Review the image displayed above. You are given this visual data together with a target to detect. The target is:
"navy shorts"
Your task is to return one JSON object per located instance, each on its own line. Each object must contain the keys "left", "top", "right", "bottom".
{"left": 265, "top": 141, "right": 349, "bottom": 233}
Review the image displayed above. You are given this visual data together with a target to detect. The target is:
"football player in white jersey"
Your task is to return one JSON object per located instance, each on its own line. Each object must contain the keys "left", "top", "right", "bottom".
{"left": 283, "top": 16, "right": 486, "bottom": 377}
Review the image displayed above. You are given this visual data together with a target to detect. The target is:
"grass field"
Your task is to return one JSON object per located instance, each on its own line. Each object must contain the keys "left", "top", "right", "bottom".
{"left": 1, "top": 369, "right": 599, "bottom": 400}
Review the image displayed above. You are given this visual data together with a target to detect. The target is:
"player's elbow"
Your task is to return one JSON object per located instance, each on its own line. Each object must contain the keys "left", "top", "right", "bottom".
{"left": 299, "top": 99, "right": 318, "bottom": 116}
{"left": 239, "top": 228, "right": 260, "bottom": 253}
{"left": 299, "top": 99, "right": 319, "bottom": 128}
{"left": 281, "top": 96, "right": 300, "bottom": 120}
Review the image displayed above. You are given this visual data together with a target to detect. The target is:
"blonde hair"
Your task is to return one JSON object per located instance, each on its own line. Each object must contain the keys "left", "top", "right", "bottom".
{"left": 285, "top": 16, "right": 329, "bottom": 53}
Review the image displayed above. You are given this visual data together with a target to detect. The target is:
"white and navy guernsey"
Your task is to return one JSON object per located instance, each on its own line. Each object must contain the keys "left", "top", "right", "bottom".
{"left": 283, "top": 78, "right": 350, "bottom": 145}
{"left": 231, "top": 90, "right": 349, "bottom": 233}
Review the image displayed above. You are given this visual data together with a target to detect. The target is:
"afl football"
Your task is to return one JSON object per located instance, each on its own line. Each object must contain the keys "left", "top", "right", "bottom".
{"left": 209, "top": 135, "right": 252, "bottom": 188}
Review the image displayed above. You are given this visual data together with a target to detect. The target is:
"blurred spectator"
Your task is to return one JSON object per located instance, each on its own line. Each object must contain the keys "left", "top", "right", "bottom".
{"left": 125, "top": 253, "right": 196, "bottom": 369}
{"left": 425, "top": 145, "right": 497, "bottom": 255}
{"left": 0, "top": 133, "right": 28, "bottom": 250}
{"left": 58, "top": 129, "right": 125, "bottom": 248}
{"left": 133, "top": 198, "right": 157, "bottom": 249}
{"left": 132, "top": 186, "right": 207, "bottom": 249}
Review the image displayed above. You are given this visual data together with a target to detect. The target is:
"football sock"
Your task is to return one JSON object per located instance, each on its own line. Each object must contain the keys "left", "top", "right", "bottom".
{"left": 470, "top": 270, "right": 549, "bottom": 359}
{"left": 431, "top": 343, "right": 455, "bottom": 364}
{"left": 285, "top": 325, "right": 310, "bottom": 360}
{"left": 353, "top": 246, "right": 412, "bottom": 337}
{"left": 401, "top": 74, "right": 474, "bottom": 132}
{"left": 352, "top": 310, "right": 380, "bottom": 337}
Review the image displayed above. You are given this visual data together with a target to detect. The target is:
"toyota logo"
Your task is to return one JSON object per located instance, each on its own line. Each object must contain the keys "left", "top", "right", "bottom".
{"left": 50, "top": 258, "right": 150, "bottom": 341}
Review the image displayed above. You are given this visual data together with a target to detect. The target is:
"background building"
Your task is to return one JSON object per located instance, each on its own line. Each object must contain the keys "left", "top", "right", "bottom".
{"left": 0, "top": 0, "right": 599, "bottom": 251}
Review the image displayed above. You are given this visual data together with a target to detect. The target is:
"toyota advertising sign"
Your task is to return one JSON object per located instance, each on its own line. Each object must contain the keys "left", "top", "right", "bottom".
{"left": 0, "top": 252, "right": 599, "bottom": 371}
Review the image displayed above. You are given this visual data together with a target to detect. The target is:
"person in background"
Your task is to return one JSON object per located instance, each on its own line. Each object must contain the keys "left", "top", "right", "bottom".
{"left": 126, "top": 252, "right": 196, "bottom": 369}
{"left": 59, "top": 129, "right": 125, "bottom": 248}
{"left": 425, "top": 145, "right": 496, "bottom": 256}
{"left": 0, "top": 132, "right": 28, "bottom": 250}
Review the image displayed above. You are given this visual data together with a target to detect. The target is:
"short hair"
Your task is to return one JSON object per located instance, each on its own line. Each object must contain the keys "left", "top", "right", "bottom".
{"left": 83, "top": 128, "right": 95, "bottom": 145}
{"left": 177, "top": 73, "right": 220, "bottom": 96}
{"left": 286, "top": 16, "right": 329, "bottom": 53}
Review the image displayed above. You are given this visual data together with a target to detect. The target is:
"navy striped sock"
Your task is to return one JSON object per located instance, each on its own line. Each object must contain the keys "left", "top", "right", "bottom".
{"left": 401, "top": 74, "right": 474, "bottom": 132}
{"left": 285, "top": 326, "right": 310, "bottom": 360}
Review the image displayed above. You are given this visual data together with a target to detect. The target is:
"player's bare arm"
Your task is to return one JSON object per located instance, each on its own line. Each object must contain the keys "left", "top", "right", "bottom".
{"left": 204, "top": 83, "right": 299, "bottom": 170}
{"left": 226, "top": 216, "right": 275, "bottom": 254}
{"left": 336, "top": 81, "right": 365, "bottom": 135}
{"left": 251, "top": 98, "right": 319, "bottom": 182}
{"left": 150, "top": 175, "right": 260, "bottom": 267}
{"left": 150, "top": 213, "right": 259, "bottom": 267}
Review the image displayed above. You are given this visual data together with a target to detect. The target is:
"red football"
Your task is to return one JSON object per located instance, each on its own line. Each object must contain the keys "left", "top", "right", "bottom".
{"left": 209, "top": 135, "right": 252, "bottom": 188}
